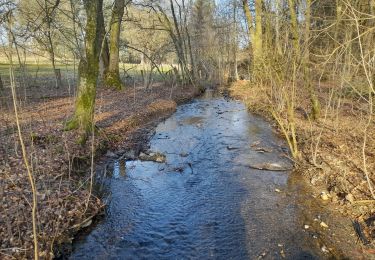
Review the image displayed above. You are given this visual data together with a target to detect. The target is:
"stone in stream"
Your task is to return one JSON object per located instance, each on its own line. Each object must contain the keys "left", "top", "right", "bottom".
{"left": 139, "top": 151, "right": 166, "bottom": 163}
{"left": 248, "top": 162, "right": 292, "bottom": 171}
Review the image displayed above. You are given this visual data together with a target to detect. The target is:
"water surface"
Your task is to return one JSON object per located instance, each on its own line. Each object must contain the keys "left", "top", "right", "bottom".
{"left": 71, "top": 91, "right": 334, "bottom": 259}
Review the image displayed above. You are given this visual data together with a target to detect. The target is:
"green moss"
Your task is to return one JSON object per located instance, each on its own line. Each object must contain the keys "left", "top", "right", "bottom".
{"left": 64, "top": 117, "right": 79, "bottom": 131}
{"left": 104, "top": 71, "right": 124, "bottom": 90}
{"left": 310, "top": 95, "right": 321, "bottom": 120}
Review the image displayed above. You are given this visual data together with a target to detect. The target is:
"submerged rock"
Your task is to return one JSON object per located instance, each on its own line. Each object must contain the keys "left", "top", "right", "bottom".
{"left": 139, "top": 151, "right": 166, "bottom": 163}
{"left": 248, "top": 162, "right": 292, "bottom": 171}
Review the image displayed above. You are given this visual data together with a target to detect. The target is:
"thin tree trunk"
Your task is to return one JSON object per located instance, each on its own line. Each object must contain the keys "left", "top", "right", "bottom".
{"left": 47, "top": 32, "right": 60, "bottom": 88}
{"left": 170, "top": 0, "right": 188, "bottom": 81}
{"left": 288, "top": 0, "right": 300, "bottom": 58}
{"left": 7, "top": 11, "right": 39, "bottom": 259}
{"left": 304, "top": 0, "right": 320, "bottom": 119}
{"left": 99, "top": 7, "right": 110, "bottom": 78}
{"left": 104, "top": 0, "right": 125, "bottom": 90}
{"left": 253, "top": 0, "right": 263, "bottom": 70}
{"left": 65, "top": 0, "right": 103, "bottom": 143}
{"left": 0, "top": 74, "right": 3, "bottom": 92}
{"left": 44, "top": 0, "right": 61, "bottom": 88}
{"left": 181, "top": 0, "right": 196, "bottom": 82}
{"left": 232, "top": 0, "right": 239, "bottom": 81}
{"left": 186, "top": 25, "right": 195, "bottom": 80}
{"left": 275, "top": 0, "right": 282, "bottom": 55}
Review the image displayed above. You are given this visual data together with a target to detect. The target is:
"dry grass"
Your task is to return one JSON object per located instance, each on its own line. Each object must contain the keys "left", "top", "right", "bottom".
{"left": 230, "top": 80, "right": 375, "bottom": 245}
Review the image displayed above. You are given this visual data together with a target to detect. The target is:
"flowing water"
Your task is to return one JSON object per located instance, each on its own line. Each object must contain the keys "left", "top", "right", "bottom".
{"left": 70, "top": 91, "right": 347, "bottom": 259}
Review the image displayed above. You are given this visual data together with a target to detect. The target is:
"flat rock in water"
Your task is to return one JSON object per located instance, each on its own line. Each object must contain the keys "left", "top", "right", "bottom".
{"left": 253, "top": 147, "right": 273, "bottom": 153}
{"left": 139, "top": 151, "right": 166, "bottom": 163}
{"left": 248, "top": 162, "right": 292, "bottom": 171}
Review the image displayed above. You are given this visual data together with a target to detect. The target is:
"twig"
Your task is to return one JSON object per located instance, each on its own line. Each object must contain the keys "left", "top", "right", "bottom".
{"left": 7, "top": 13, "right": 39, "bottom": 259}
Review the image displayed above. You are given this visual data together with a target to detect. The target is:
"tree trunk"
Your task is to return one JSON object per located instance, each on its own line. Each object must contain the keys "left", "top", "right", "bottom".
{"left": 304, "top": 0, "right": 320, "bottom": 120}
{"left": 0, "top": 74, "right": 3, "bottom": 92}
{"left": 288, "top": 0, "right": 300, "bottom": 59}
{"left": 65, "top": 0, "right": 103, "bottom": 143}
{"left": 242, "top": 0, "right": 254, "bottom": 54}
{"left": 99, "top": 6, "right": 110, "bottom": 78}
{"left": 182, "top": 0, "right": 196, "bottom": 81}
{"left": 233, "top": 0, "right": 239, "bottom": 81}
{"left": 275, "top": 0, "right": 282, "bottom": 55}
{"left": 44, "top": 0, "right": 61, "bottom": 88}
{"left": 48, "top": 36, "right": 61, "bottom": 88}
{"left": 104, "top": 0, "right": 125, "bottom": 90}
{"left": 253, "top": 0, "right": 263, "bottom": 70}
{"left": 169, "top": 0, "right": 188, "bottom": 82}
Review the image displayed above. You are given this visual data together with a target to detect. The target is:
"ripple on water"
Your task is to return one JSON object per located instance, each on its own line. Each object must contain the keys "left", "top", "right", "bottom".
{"left": 70, "top": 96, "right": 333, "bottom": 259}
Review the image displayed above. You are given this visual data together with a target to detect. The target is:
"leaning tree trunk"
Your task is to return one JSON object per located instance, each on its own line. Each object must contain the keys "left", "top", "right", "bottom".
{"left": 104, "top": 0, "right": 125, "bottom": 90}
{"left": 65, "top": 0, "right": 103, "bottom": 143}
{"left": 98, "top": 7, "right": 110, "bottom": 78}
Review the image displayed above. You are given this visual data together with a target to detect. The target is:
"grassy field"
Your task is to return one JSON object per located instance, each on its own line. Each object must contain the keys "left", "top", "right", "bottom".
{"left": 0, "top": 62, "right": 174, "bottom": 81}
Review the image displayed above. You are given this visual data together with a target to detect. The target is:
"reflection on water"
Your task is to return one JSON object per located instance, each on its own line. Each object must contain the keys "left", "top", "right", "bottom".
{"left": 70, "top": 93, "right": 346, "bottom": 259}
{"left": 113, "top": 160, "right": 126, "bottom": 179}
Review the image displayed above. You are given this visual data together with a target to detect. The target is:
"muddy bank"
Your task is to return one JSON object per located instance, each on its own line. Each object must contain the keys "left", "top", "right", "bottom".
{"left": 229, "top": 80, "right": 375, "bottom": 254}
{"left": 0, "top": 83, "right": 201, "bottom": 259}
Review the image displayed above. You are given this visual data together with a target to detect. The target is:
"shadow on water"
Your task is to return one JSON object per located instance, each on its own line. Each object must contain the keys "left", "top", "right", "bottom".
{"left": 69, "top": 90, "right": 339, "bottom": 259}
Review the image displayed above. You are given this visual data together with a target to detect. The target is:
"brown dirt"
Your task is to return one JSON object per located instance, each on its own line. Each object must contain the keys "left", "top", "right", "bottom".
{"left": 0, "top": 83, "right": 201, "bottom": 259}
{"left": 229, "top": 80, "right": 375, "bottom": 252}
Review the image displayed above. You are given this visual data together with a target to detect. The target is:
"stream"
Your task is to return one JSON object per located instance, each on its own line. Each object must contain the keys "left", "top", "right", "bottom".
{"left": 70, "top": 91, "right": 347, "bottom": 259}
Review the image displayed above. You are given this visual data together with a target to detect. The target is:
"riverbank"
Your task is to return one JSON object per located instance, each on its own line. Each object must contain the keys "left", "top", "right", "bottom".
{"left": 229, "top": 80, "right": 375, "bottom": 252}
{"left": 0, "top": 83, "right": 201, "bottom": 259}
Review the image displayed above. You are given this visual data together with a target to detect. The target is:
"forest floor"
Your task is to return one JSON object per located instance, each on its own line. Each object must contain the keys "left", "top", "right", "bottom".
{"left": 0, "top": 82, "right": 201, "bottom": 259}
{"left": 229, "top": 80, "right": 375, "bottom": 252}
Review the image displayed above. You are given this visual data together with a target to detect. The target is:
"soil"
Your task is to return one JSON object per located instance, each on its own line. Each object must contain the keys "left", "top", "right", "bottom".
{"left": 228, "top": 80, "right": 375, "bottom": 254}
{"left": 0, "top": 82, "right": 201, "bottom": 259}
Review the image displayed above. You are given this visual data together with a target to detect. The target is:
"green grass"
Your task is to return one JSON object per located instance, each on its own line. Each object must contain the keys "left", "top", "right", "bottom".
{"left": 0, "top": 62, "right": 173, "bottom": 76}
{"left": 0, "top": 63, "right": 76, "bottom": 77}
{"left": 0, "top": 62, "right": 176, "bottom": 86}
